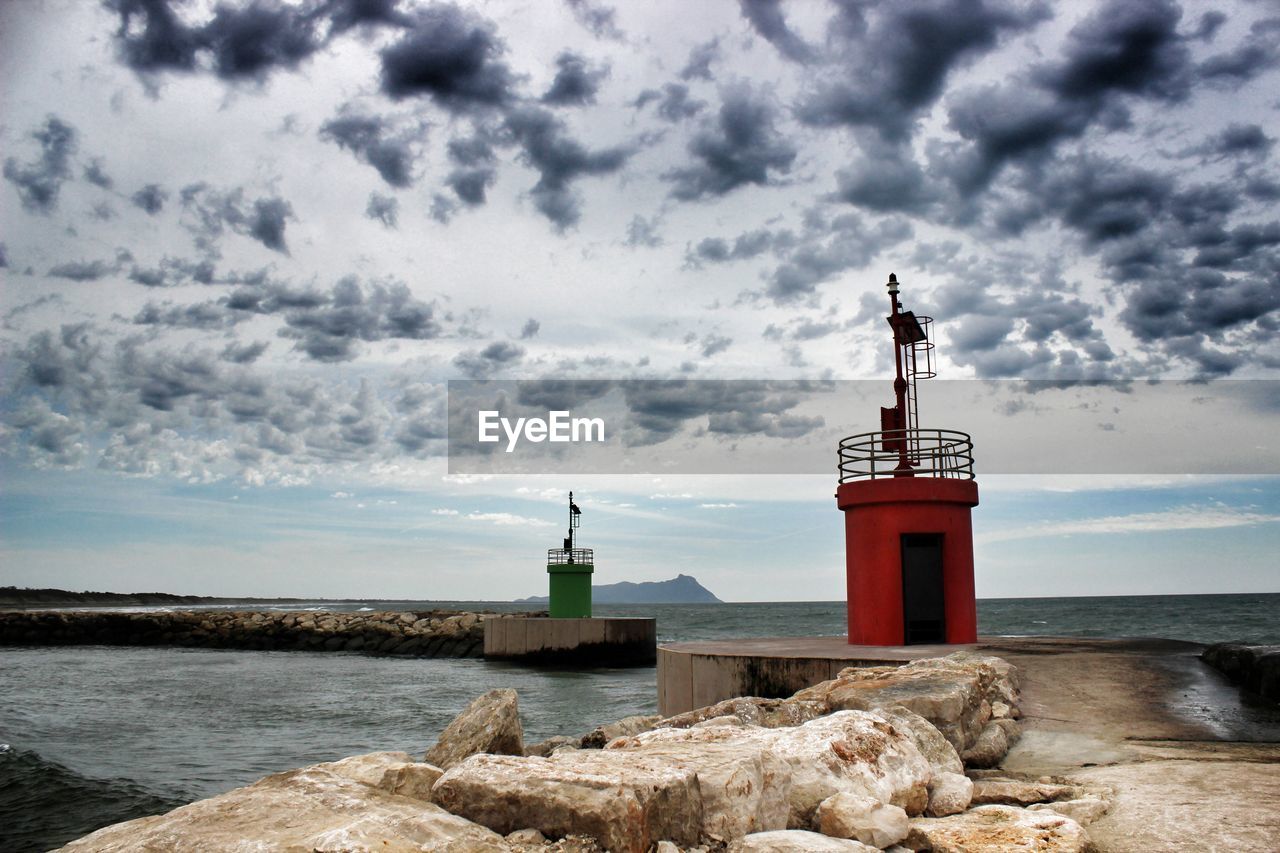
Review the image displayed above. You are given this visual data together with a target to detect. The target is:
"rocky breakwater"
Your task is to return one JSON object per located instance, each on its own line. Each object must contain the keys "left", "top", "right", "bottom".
{"left": 62, "top": 650, "right": 1117, "bottom": 852}
{"left": 1201, "top": 641, "right": 1280, "bottom": 701}
{"left": 0, "top": 609, "right": 492, "bottom": 658}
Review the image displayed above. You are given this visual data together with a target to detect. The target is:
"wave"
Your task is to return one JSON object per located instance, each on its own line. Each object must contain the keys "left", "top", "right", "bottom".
{"left": 0, "top": 743, "right": 191, "bottom": 851}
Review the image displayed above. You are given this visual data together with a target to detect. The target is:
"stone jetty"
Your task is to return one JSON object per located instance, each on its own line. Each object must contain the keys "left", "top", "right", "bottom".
{"left": 60, "top": 651, "right": 1118, "bottom": 852}
{"left": 0, "top": 609, "right": 496, "bottom": 658}
{"left": 1201, "top": 641, "right": 1280, "bottom": 701}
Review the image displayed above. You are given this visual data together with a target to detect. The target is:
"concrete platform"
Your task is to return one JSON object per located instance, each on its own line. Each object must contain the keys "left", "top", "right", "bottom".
{"left": 485, "top": 615, "right": 656, "bottom": 667}
{"left": 658, "top": 635, "right": 980, "bottom": 715}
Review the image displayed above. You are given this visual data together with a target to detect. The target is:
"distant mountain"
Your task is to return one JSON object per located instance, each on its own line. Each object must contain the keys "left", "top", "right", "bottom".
{"left": 517, "top": 574, "right": 722, "bottom": 604}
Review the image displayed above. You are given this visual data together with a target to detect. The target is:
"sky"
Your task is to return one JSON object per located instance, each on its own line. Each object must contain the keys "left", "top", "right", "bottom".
{"left": 1, "top": 0, "right": 1278, "bottom": 601}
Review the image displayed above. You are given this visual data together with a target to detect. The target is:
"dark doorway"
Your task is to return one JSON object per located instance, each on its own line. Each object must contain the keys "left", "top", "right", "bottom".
{"left": 901, "top": 533, "right": 945, "bottom": 644}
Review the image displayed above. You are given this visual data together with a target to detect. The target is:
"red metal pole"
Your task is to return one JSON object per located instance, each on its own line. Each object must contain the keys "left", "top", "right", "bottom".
{"left": 888, "top": 274, "right": 910, "bottom": 473}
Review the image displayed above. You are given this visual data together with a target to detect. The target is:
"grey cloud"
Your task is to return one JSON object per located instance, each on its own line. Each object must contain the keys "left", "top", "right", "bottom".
{"left": 618, "top": 380, "right": 827, "bottom": 446}
{"left": 520, "top": 318, "right": 540, "bottom": 339}
{"left": 766, "top": 214, "right": 912, "bottom": 301}
{"left": 379, "top": 4, "right": 516, "bottom": 111}
{"left": 687, "top": 228, "right": 785, "bottom": 266}
{"left": 542, "top": 52, "right": 609, "bottom": 106}
{"left": 48, "top": 258, "right": 121, "bottom": 282}
{"left": 1195, "top": 124, "right": 1274, "bottom": 160}
{"left": 273, "top": 277, "right": 443, "bottom": 361}
{"left": 504, "top": 106, "right": 632, "bottom": 230}
{"left": 738, "top": 0, "right": 813, "bottom": 63}
{"left": 83, "top": 158, "right": 114, "bottom": 189}
{"left": 180, "top": 184, "right": 294, "bottom": 254}
{"left": 9, "top": 400, "right": 86, "bottom": 467}
{"left": 564, "top": 0, "right": 623, "bottom": 40}
{"left": 657, "top": 84, "right": 705, "bottom": 122}
{"left": 1198, "top": 17, "right": 1280, "bottom": 88}
{"left": 679, "top": 38, "right": 720, "bottom": 81}
{"left": 798, "top": 0, "right": 1048, "bottom": 140}
{"left": 4, "top": 116, "right": 77, "bottom": 214}
{"left": 453, "top": 340, "right": 525, "bottom": 377}
{"left": 320, "top": 111, "right": 422, "bottom": 188}
{"left": 133, "top": 300, "right": 242, "bottom": 330}
{"left": 105, "top": 0, "right": 323, "bottom": 82}
{"left": 365, "top": 192, "right": 399, "bottom": 227}
{"left": 663, "top": 86, "right": 795, "bottom": 201}
{"left": 131, "top": 183, "right": 169, "bottom": 214}
{"left": 700, "top": 333, "right": 732, "bottom": 357}
{"left": 327, "top": 0, "right": 411, "bottom": 32}
{"left": 833, "top": 147, "right": 939, "bottom": 214}
{"left": 221, "top": 340, "right": 270, "bottom": 363}
{"left": 447, "top": 168, "right": 496, "bottom": 206}
{"left": 625, "top": 215, "right": 663, "bottom": 248}
{"left": 128, "top": 256, "right": 217, "bottom": 287}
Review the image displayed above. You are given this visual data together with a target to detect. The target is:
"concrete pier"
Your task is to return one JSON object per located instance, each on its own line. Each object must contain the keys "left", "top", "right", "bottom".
{"left": 658, "top": 635, "right": 978, "bottom": 715}
{"left": 484, "top": 615, "right": 656, "bottom": 667}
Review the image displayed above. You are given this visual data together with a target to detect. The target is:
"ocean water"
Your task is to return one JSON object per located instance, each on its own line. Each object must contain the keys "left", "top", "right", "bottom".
{"left": 3, "top": 593, "right": 1277, "bottom": 850}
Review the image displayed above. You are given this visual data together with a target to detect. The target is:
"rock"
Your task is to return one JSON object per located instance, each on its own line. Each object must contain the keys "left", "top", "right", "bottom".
{"left": 925, "top": 771, "right": 973, "bottom": 817}
{"left": 658, "top": 697, "right": 831, "bottom": 731}
{"left": 1202, "top": 642, "right": 1280, "bottom": 700}
{"left": 1028, "top": 796, "right": 1111, "bottom": 826}
{"left": 905, "top": 805, "right": 1090, "bottom": 852}
{"left": 960, "top": 721, "right": 1009, "bottom": 769}
{"left": 526, "top": 735, "right": 579, "bottom": 757}
{"left": 728, "top": 830, "right": 880, "bottom": 851}
{"left": 426, "top": 688, "right": 524, "bottom": 769}
{"left": 654, "top": 842, "right": 680, "bottom": 853}
{"left": 616, "top": 709, "right": 931, "bottom": 827}
{"left": 816, "top": 791, "right": 909, "bottom": 847}
{"left": 319, "top": 751, "right": 444, "bottom": 802}
{"left": 877, "top": 705, "right": 963, "bottom": 777}
{"left": 432, "top": 753, "right": 702, "bottom": 853}
{"left": 991, "top": 701, "right": 1013, "bottom": 719}
{"left": 506, "top": 827, "right": 547, "bottom": 844}
{"left": 59, "top": 764, "right": 509, "bottom": 852}
{"left": 580, "top": 714, "right": 662, "bottom": 748}
{"left": 795, "top": 653, "right": 1015, "bottom": 753}
{"left": 970, "top": 778, "right": 1079, "bottom": 807}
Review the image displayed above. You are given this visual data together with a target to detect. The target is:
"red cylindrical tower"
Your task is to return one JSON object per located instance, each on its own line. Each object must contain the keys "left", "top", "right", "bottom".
{"left": 837, "top": 273, "right": 979, "bottom": 646}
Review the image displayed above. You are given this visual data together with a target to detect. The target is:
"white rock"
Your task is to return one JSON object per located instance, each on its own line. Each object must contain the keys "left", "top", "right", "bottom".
{"left": 728, "top": 830, "right": 880, "bottom": 851}
{"left": 1028, "top": 796, "right": 1111, "bottom": 826}
{"left": 906, "top": 804, "right": 1091, "bottom": 852}
{"left": 925, "top": 771, "right": 973, "bottom": 817}
{"left": 59, "top": 765, "right": 510, "bottom": 852}
{"left": 654, "top": 842, "right": 681, "bottom": 853}
{"left": 320, "top": 751, "right": 444, "bottom": 802}
{"left": 816, "top": 791, "right": 909, "bottom": 847}
{"left": 432, "top": 752, "right": 701, "bottom": 853}
{"left": 618, "top": 709, "right": 932, "bottom": 826}
{"left": 425, "top": 688, "right": 524, "bottom": 769}
{"left": 960, "top": 721, "right": 1009, "bottom": 769}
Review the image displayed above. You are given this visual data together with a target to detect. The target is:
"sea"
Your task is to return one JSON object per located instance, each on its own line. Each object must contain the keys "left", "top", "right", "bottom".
{"left": 2, "top": 593, "right": 1277, "bottom": 851}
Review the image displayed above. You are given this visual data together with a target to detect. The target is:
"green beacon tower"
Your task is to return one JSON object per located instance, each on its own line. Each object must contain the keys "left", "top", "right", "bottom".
{"left": 547, "top": 491, "right": 593, "bottom": 618}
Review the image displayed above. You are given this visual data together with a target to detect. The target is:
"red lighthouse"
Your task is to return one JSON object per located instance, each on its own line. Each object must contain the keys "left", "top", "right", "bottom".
{"left": 837, "top": 273, "right": 978, "bottom": 646}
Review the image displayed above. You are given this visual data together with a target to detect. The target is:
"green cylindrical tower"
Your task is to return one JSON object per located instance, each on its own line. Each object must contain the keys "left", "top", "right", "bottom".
{"left": 547, "top": 491, "right": 593, "bottom": 618}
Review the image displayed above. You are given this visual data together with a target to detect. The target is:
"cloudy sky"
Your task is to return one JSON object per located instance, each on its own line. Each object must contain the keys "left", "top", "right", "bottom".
{"left": 2, "top": 0, "right": 1278, "bottom": 602}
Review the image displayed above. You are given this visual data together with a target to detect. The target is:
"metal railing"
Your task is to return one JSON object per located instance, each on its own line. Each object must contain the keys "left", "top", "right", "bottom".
{"left": 838, "top": 428, "right": 974, "bottom": 483}
{"left": 547, "top": 548, "right": 594, "bottom": 566}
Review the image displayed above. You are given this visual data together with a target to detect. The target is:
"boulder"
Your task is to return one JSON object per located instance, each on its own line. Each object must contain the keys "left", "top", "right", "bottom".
{"left": 728, "top": 830, "right": 880, "bottom": 851}
{"left": 877, "top": 705, "right": 963, "bottom": 777}
{"left": 426, "top": 688, "right": 524, "bottom": 769}
{"left": 616, "top": 709, "right": 932, "bottom": 827}
{"left": 431, "top": 752, "right": 702, "bottom": 853}
{"left": 960, "top": 721, "right": 1009, "bottom": 769}
{"left": 526, "top": 735, "right": 579, "bottom": 757}
{"left": 319, "top": 751, "right": 444, "bottom": 802}
{"left": 58, "top": 764, "right": 509, "bottom": 852}
{"left": 795, "top": 654, "right": 1015, "bottom": 753}
{"left": 816, "top": 791, "right": 909, "bottom": 847}
{"left": 905, "top": 805, "right": 1090, "bottom": 852}
{"left": 580, "top": 714, "right": 662, "bottom": 748}
{"left": 658, "top": 697, "right": 831, "bottom": 731}
{"left": 970, "top": 779, "right": 1079, "bottom": 807}
{"left": 1028, "top": 797, "right": 1111, "bottom": 826}
{"left": 925, "top": 772, "right": 973, "bottom": 817}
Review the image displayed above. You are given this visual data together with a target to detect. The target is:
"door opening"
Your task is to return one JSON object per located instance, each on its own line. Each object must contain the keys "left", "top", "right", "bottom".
{"left": 901, "top": 533, "right": 945, "bottom": 644}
